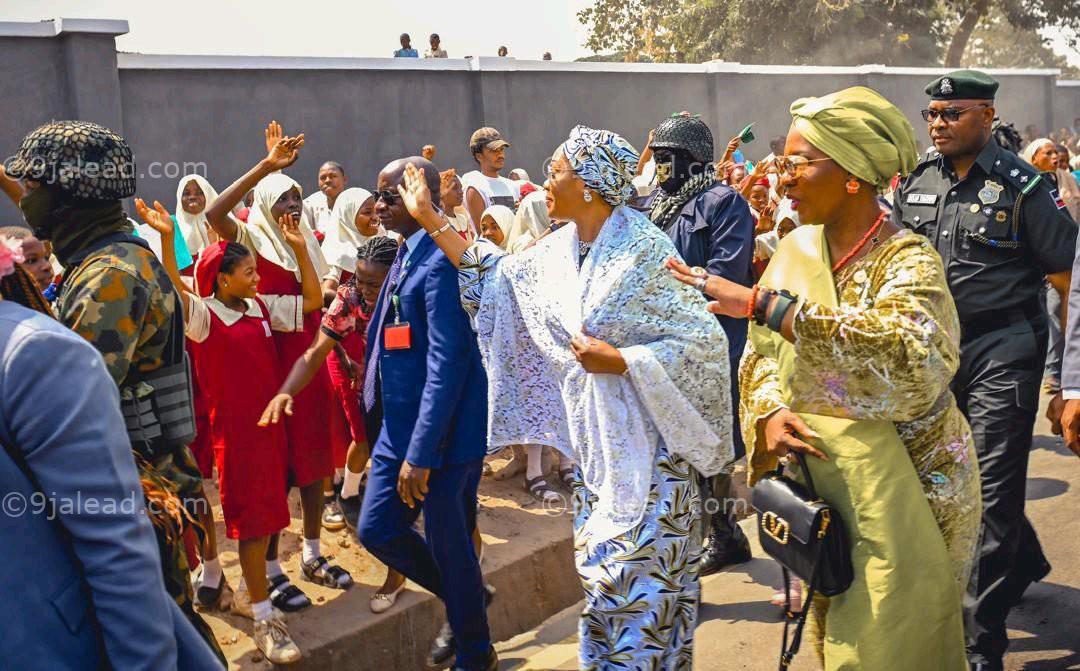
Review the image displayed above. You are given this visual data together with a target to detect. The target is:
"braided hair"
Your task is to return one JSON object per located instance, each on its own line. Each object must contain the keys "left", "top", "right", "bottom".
{"left": 0, "top": 263, "right": 53, "bottom": 317}
{"left": 356, "top": 236, "right": 399, "bottom": 268}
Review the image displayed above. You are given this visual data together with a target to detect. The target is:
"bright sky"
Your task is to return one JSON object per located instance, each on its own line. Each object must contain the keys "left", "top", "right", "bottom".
{"left": 1, "top": 1, "right": 1076, "bottom": 67}
{"left": 0, "top": 0, "right": 596, "bottom": 61}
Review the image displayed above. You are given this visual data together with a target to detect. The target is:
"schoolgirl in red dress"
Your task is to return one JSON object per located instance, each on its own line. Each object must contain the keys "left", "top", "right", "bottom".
{"left": 261, "top": 236, "right": 411, "bottom": 614}
{"left": 136, "top": 199, "right": 322, "bottom": 664}
{"left": 318, "top": 187, "right": 384, "bottom": 525}
{"left": 203, "top": 131, "right": 353, "bottom": 611}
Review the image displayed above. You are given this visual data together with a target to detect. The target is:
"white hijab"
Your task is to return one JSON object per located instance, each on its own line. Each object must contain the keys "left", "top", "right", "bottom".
{"left": 480, "top": 204, "right": 514, "bottom": 249}
{"left": 174, "top": 175, "right": 218, "bottom": 255}
{"left": 322, "top": 187, "right": 383, "bottom": 272}
{"left": 505, "top": 191, "right": 550, "bottom": 253}
{"left": 1021, "top": 138, "right": 1054, "bottom": 167}
{"left": 244, "top": 173, "right": 328, "bottom": 280}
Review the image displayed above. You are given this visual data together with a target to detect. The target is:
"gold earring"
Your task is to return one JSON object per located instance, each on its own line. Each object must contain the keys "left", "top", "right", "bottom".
{"left": 583, "top": 190, "right": 593, "bottom": 203}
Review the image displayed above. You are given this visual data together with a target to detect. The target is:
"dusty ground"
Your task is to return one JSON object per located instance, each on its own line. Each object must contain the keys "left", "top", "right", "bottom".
{"left": 497, "top": 397, "right": 1080, "bottom": 670}
{"left": 194, "top": 450, "right": 577, "bottom": 669}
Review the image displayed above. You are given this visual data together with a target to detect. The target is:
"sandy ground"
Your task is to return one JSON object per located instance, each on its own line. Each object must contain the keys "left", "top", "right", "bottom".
{"left": 497, "top": 397, "right": 1080, "bottom": 670}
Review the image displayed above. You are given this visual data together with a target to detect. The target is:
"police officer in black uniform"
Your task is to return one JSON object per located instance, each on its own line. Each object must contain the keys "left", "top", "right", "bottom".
{"left": 894, "top": 70, "right": 1077, "bottom": 671}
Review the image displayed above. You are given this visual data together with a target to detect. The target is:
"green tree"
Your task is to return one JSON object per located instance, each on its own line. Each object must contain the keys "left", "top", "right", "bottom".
{"left": 577, "top": 0, "right": 1079, "bottom": 69}
{"left": 668, "top": 0, "right": 944, "bottom": 66}
{"left": 959, "top": 8, "right": 1080, "bottom": 76}
{"left": 942, "top": 0, "right": 1080, "bottom": 67}
{"left": 577, "top": 0, "right": 675, "bottom": 62}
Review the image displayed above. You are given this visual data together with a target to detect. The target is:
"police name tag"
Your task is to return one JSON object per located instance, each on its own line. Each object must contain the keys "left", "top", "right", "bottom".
{"left": 906, "top": 193, "right": 938, "bottom": 205}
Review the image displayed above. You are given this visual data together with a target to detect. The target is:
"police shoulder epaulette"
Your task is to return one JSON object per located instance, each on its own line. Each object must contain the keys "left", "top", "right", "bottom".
{"left": 995, "top": 156, "right": 1038, "bottom": 190}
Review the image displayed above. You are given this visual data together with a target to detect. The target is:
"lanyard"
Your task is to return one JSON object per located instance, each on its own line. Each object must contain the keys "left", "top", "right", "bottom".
{"left": 391, "top": 294, "right": 402, "bottom": 324}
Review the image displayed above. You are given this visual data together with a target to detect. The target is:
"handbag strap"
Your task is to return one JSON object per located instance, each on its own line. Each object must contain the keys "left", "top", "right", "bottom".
{"left": 777, "top": 450, "right": 822, "bottom": 669}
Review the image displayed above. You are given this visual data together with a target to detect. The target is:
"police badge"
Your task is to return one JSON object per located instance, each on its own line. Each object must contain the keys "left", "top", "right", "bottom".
{"left": 940, "top": 78, "right": 953, "bottom": 95}
{"left": 978, "top": 180, "right": 1004, "bottom": 205}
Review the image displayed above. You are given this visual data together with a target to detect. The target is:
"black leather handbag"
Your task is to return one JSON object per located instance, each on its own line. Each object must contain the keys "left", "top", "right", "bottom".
{"left": 751, "top": 452, "right": 853, "bottom": 669}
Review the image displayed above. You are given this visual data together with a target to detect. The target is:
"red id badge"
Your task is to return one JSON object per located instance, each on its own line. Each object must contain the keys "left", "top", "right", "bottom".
{"left": 384, "top": 322, "right": 412, "bottom": 350}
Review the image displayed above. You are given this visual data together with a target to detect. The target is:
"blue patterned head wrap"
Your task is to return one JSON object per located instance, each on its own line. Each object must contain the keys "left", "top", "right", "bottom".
{"left": 560, "top": 125, "right": 640, "bottom": 206}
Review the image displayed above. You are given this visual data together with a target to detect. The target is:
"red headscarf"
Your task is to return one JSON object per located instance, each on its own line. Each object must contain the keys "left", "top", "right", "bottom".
{"left": 194, "top": 241, "right": 229, "bottom": 297}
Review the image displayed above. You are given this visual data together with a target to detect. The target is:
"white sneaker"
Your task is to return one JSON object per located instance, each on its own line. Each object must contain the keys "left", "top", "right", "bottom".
{"left": 253, "top": 610, "right": 302, "bottom": 665}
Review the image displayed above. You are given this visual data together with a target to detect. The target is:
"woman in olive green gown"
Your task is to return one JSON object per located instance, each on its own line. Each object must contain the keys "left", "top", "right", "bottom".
{"left": 670, "top": 86, "right": 980, "bottom": 670}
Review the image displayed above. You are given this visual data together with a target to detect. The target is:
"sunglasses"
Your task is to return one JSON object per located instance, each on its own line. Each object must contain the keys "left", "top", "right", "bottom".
{"left": 373, "top": 189, "right": 400, "bottom": 204}
{"left": 771, "top": 155, "right": 834, "bottom": 178}
{"left": 920, "top": 104, "right": 989, "bottom": 123}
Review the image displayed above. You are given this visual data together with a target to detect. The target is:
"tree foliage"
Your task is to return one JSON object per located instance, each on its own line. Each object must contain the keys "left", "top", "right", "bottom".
{"left": 577, "top": 0, "right": 1080, "bottom": 70}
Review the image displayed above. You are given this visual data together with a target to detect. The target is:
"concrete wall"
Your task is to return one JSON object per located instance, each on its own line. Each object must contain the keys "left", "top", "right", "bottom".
{"left": 0, "top": 18, "right": 1076, "bottom": 226}
{"left": 1056, "top": 82, "right": 1080, "bottom": 134}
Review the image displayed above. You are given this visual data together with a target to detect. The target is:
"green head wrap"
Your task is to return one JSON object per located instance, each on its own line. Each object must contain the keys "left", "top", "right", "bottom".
{"left": 789, "top": 86, "right": 918, "bottom": 192}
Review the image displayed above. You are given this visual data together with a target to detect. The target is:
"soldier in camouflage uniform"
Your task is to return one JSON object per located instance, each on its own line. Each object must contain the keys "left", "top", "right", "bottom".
{"left": 5, "top": 121, "right": 224, "bottom": 664}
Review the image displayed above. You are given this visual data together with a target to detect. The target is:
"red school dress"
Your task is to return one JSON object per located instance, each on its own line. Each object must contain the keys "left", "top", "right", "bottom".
{"left": 252, "top": 256, "right": 344, "bottom": 485}
{"left": 322, "top": 273, "right": 371, "bottom": 454}
{"left": 185, "top": 295, "right": 298, "bottom": 540}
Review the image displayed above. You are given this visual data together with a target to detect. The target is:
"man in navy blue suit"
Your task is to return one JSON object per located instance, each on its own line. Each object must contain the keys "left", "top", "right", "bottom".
{"left": 358, "top": 157, "right": 495, "bottom": 671}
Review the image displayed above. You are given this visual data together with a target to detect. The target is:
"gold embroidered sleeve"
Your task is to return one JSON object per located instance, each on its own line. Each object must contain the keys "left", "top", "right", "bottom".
{"left": 789, "top": 238, "right": 960, "bottom": 422}
{"left": 738, "top": 341, "right": 786, "bottom": 485}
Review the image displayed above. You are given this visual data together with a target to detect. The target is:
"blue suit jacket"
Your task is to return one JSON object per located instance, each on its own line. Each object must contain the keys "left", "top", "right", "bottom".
{"left": 366, "top": 234, "right": 488, "bottom": 468}
{"left": 0, "top": 301, "right": 221, "bottom": 670}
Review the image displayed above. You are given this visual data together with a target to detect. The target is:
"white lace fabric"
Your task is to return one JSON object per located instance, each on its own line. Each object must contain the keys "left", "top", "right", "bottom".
{"left": 460, "top": 206, "right": 734, "bottom": 546}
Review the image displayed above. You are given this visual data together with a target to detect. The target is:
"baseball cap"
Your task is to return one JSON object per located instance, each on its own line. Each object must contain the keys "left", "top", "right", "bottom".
{"left": 470, "top": 127, "right": 510, "bottom": 152}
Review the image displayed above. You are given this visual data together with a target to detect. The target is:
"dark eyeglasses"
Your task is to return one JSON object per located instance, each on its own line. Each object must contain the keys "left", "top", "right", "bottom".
{"left": 373, "top": 189, "right": 400, "bottom": 204}
{"left": 920, "top": 104, "right": 989, "bottom": 123}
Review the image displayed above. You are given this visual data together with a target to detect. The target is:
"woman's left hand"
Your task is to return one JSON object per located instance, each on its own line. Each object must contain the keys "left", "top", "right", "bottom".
{"left": 666, "top": 258, "right": 752, "bottom": 318}
{"left": 570, "top": 334, "right": 627, "bottom": 375}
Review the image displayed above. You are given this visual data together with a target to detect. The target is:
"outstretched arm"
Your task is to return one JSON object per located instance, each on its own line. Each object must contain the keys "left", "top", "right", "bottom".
{"left": 258, "top": 330, "right": 337, "bottom": 426}
{"left": 205, "top": 123, "right": 305, "bottom": 241}
{"left": 135, "top": 199, "right": 192, "bottom": 314}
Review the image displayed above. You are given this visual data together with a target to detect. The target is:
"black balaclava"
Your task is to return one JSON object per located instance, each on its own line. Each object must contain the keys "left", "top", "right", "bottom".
{"left": 654, "top": 147, "right": 707, "bottom": 195}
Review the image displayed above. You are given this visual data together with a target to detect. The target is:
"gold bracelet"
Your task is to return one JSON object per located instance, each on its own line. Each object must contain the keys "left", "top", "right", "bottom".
{"left": 430, "top": 221, "right": 453, "bottom": 239}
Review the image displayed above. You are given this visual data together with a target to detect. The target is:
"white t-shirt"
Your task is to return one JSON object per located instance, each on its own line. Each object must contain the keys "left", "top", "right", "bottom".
{"left": 460, "top": 171, "right": 521, "bottom": 211}
{"left": 303, "top": 191, "right": 334, "bottom": 237}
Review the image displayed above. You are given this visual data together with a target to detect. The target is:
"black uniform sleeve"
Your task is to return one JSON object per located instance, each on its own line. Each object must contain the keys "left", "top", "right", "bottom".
{"left": 1022, "top": 177, "right": 1078, "bottom": 275}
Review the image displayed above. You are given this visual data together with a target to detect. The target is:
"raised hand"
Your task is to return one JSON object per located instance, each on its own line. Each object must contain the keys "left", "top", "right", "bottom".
{"left": 396, "top": 162, "right": 435, "bottom": 220}
{"left": 265, "top": 134, "right": 305, "bottom": 172}
{"left": 264, "top": 120, "right": 284, "bottom": 155}
{"left": 134, "top": 198, "right": 175, "bottom": 238}
{"left": 278, "top": 212, "right": 306, "bottom": 251}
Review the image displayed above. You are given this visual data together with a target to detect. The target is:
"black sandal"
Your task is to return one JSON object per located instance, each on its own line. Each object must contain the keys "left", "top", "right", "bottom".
{"left": 525, "top": 474, "right": 562, "bottom": 503}
{"left": 301, "top": 556, "right": 354, "bottom": 589}
{"left": 558, "top": 466, "right": 576, "bottom": 488}
{"left": 267, "top": 573, "right": 311, "bottom": 612}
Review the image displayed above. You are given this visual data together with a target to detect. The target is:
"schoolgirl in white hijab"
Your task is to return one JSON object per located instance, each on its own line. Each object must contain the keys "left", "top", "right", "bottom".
{"left": 175, "top": 174, "right": 221, "bottom": 256}
{"left": 321, "top": 187, "right": 383, "bottom": 284}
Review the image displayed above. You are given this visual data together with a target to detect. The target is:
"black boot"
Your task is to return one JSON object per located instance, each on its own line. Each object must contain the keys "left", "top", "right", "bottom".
{"left": 700, "top": 472, "right": 752, "bottom": 576}
{"left": 700, "top": 513, "right": 752, "bottom": 576}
